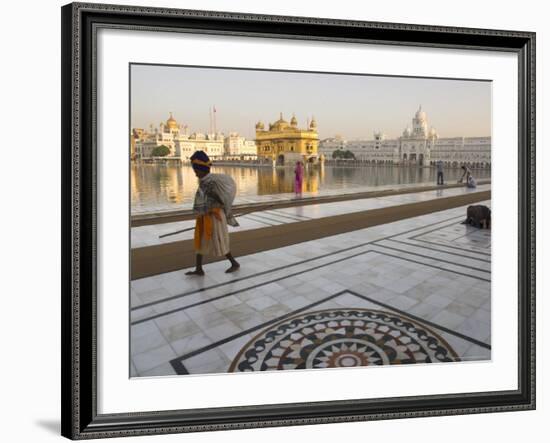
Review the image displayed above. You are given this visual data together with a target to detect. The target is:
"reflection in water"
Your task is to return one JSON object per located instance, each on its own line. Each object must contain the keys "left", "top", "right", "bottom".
{"left": 257, "top": 167, "right": 320, "bottom": 195}
{"left": 131, "top": 164, "right": 491, "bottom": 212}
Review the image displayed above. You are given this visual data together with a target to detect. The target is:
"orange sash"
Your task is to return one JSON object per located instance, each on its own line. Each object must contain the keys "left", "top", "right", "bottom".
{"left": 194, "top": 208, "right": 222, "bottom": 250}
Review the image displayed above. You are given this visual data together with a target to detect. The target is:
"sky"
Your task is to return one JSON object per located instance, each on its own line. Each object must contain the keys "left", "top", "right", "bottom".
{"left": 130, "top": 64, "right": 491, "bottom": 140}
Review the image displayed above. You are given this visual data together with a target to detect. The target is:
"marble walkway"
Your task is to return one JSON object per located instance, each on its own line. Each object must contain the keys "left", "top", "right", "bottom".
{"left": 132, "top": 183, "right": 490, "bottom": 248}
{"left": 130, "top": 200, "right": 491, "bottom": 377}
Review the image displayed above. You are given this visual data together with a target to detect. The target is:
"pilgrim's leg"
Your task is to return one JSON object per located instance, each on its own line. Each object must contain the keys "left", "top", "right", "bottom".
{"left": 225, "top": 252, "right": 240, "bottom": 273}
{"left": 186, "top": 254, "right": 205, "bottom": 276}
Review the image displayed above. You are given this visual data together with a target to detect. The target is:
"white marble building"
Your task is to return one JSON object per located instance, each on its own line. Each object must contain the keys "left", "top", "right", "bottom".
{"left": 133, "top": 114, "right": 260, "bottom": 161}
{"left": 319, "top": 107, "right": 491, "bottom": 168}
{"left": 224, "top": 132, "right": 258, "bottom": 159}
{"left": 175, "top": 132, "right": 225, "bottom": 160}
{"left": 134, "top": 113, "right": 224, "bottom": 161}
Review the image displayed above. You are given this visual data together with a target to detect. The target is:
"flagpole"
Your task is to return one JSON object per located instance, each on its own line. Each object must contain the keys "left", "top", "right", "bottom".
{"left": 213, "top": 105, "right": 217, "bottom": 134}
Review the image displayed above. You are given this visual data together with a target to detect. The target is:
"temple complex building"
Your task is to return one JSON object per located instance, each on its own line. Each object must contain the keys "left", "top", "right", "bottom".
{"left": 224, "top": 132, "right": 257, "bottom": 159}
{"left": 319, "top": 106, "right": 491, "bottom": 168}
{"left": 133, "top": 113, "right": 226, "bottom": 161}
{"left": 255, "top": 113, "right": 320, "bottom": 165}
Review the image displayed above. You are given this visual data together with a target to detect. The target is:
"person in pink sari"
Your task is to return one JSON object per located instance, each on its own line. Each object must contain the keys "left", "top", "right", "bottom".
{"left": 294, "top": 161, "right": 304, "bottom": 196}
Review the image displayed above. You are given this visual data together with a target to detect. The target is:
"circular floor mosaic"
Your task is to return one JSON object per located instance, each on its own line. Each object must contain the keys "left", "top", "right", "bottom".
{"left": 229, "top": 309, "right": 458, "bottom": 372}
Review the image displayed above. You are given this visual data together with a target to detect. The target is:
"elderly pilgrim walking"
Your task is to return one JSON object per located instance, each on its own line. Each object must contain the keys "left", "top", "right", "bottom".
{"left": 185, "top": 150, "right": 241, "bottom": 276}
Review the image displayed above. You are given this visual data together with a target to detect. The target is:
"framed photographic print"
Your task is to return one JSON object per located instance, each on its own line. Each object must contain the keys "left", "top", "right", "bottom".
{"left": 61, "top": 2, "right": 536, "bottom": 439}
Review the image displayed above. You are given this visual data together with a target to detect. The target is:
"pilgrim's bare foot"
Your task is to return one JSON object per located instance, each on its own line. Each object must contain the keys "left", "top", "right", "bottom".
{"left": 225, "top": 264, "right": 240, "bottom": 273}
{"left": 186, "top": 269, "right": 205, "bottom": 276}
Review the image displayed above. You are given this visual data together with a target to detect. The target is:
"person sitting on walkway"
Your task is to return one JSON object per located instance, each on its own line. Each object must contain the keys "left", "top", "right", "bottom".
{"left": 185, "top": 150, "right": 241, "bottom": 276}
{"left": 462, "top": 205, "right": 491, "bottom": 229}
{"left": 458, "top": 165, "right": 476, "bottom": 188}
{"left": 436, "top": 160, "right": 444, "bottom": 185}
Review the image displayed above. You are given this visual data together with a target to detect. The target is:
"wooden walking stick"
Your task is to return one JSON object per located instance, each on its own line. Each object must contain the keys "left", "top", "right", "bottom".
{"left": 158, "top": 204, "right": 277, "bottom": 239}
{"left": 158, "top": 226, "right": 195, "bottom": 238}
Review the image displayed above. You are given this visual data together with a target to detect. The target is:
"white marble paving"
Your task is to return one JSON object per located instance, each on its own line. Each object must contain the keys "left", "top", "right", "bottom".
{"left": 130, "top": 200, "right": 492, "bottom": 377}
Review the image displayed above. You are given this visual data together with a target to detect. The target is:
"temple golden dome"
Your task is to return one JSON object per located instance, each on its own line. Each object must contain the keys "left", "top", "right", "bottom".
{"left": 255, "top": 120, "right": 265, "bottom": 130}
{"left": 309, "top": 116, "right": 317, "bottom": 130}
{"left": 271, "top": 112, "right": 289, "bottom": 130}
{"left": 166, "top": 112, "right": 178, "bottom": 129}
{"left": 290, "top": 114, "right": 298, "bottom": 127}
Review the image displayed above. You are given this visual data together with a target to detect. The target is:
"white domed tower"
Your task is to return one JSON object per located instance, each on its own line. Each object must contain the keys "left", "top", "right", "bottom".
{"left": 399, "top": 107, "right": 432, "bottom": 166}
{"left": 412, "top": 105, "right": 428, "bottom": 137}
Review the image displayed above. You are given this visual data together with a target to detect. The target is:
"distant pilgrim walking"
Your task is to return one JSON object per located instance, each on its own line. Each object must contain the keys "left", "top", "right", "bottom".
{"left": 186, "top": 151, "right": 240, "bottom": 276}
{"left": 436, "top": 160, "right": 444, "bottom": 185}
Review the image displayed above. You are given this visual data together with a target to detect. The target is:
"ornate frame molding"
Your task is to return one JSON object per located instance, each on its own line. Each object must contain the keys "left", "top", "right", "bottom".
{"left": 61, "top": 2, "right": 535, "bottom": 439}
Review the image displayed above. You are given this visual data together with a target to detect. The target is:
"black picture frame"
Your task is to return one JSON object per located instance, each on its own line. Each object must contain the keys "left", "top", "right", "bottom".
{"left": 61, "top": 2, "right": 536, "bottom": 439}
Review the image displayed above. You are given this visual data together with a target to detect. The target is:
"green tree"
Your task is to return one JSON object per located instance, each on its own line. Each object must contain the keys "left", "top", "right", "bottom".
{"left": 343, "top": 150, "right": 356, "bottom": 160}
{"left": 332, "top": 149, "right": 355, "bottom": 160}
{"left": 332, "top": 149, "right": 344, "bottom": 159}
{"left": 152, "top": 145, "right": 171, "bottom": 157}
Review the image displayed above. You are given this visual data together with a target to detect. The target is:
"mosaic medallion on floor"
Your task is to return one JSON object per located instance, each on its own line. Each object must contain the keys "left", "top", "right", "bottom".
{"left": 229, "top": 308, "right": 459, "bottom": 372}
